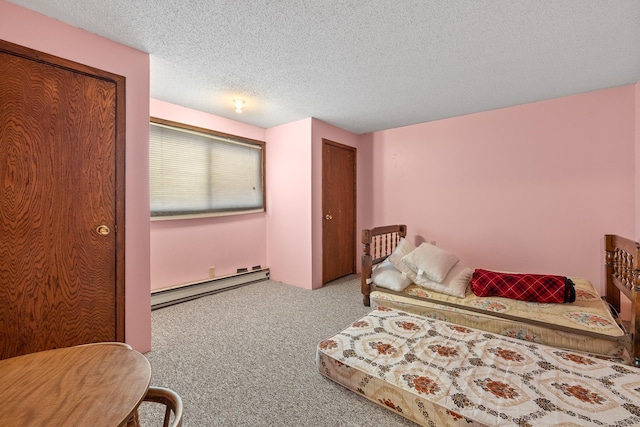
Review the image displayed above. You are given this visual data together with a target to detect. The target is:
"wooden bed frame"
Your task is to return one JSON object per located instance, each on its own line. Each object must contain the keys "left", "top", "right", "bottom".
{"left": 605, "top": 234, "right": 640, "bottom": 366}
{"left": 361, "top": 225, "right": 640, "bottom": 366}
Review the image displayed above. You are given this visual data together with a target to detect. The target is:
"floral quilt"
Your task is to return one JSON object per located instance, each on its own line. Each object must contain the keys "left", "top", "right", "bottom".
{"left": 371, "top": 276, "right": 630, "bottom": 363}
{"left": 317, "top": 308, "right": 640, "bottom": 426}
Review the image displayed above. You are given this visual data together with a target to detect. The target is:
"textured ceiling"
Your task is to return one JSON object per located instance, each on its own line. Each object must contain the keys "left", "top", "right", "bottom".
{"left": 8, "top": 0, "right": 640, "bottom": 134}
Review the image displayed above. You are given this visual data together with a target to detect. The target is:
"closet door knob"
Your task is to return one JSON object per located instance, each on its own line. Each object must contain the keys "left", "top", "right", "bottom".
{"left": 325, "top": 214, "right": 333, "bottom": 220}
{"left": 96, "top": 225, "right": 111, "bottom": 235}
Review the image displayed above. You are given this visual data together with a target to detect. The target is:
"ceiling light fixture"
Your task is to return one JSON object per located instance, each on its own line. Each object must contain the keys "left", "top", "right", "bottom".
{"left": 233, "top": 99, "right": 245, "bottom": 113}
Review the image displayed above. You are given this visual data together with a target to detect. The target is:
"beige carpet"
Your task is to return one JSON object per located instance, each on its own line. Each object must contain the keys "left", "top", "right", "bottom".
{"left": 138, "top": 275, "right": 417, "bottom": 426}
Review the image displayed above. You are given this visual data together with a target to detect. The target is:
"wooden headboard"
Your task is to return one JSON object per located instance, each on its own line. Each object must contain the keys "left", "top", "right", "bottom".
{"left": 361, "top": 224, "right": 406, "bottom": 306}
{"left": 605, "top": 234, "right": 640, "bottom": 366}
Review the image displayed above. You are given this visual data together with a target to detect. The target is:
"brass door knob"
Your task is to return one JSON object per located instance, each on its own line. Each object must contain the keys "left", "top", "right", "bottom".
{"left": 325, "top": 214, "right": 333, "bottom": 220}
{"left": 96, "top": 225, "right": 111, "bottom": 235}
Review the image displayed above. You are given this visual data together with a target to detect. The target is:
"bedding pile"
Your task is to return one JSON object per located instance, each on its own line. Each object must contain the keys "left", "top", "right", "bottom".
{"left": 317, "top": 308, "right": 640, "bottom": 426}
{"left": 379, "top": 238, "right": 473, "bottom": 298}
{"left": 375, "top": 238, "right": 575, "bottom": 304}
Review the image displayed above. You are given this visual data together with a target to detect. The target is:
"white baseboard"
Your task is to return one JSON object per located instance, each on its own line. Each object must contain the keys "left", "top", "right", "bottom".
{"left": 151, "top": 268, "right": 270, "bottom": 309}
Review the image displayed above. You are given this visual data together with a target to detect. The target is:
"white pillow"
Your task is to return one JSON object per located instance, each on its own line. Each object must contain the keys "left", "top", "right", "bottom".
{"left": 371, "top": 259, "right": 412, "bottom": 291}
{"left": 413, "top": 264, "right": 473, "bottom": 298}
{"left": 387, "top": 238, "right": 417, "bottom": 282}
{"left": 401, "top": 242, "right": 459, "bottom": 283}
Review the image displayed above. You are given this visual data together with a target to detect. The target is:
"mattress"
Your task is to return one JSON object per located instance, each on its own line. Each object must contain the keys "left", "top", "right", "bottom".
{"left": 370, "top": 277, "right": 630, "bottom": 363}
{"left": 316, "top": 308, "right": 640, "bottom": 427}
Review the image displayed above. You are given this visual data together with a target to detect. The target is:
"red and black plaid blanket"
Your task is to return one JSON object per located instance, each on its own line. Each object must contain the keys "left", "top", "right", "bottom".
{"left": 470, "top": 269, "right": 576, "bottom": 303}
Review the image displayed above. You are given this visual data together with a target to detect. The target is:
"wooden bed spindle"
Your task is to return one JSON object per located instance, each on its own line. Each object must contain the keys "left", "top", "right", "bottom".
{"left": 382, "top": 233, "right": 390, "bottom": 258}
{"left": 373, "top": 235, "right": 381, "bottom": 259}
{"left": 361, "top": 229, "right": 373, "bottom": 306}
{"left": 605, "top": 249, "right": 620, "bottom": 314}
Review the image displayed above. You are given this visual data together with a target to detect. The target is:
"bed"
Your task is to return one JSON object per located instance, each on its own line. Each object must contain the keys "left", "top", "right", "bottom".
{"left": 317, "top": 308, "right": 640, "bottom": 426}
{"left": 360, "top": 225, "right": 640, "bottom": 366}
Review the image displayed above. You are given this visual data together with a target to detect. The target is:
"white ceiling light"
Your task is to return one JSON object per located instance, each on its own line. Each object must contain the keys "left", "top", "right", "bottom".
{"left": 233, "top": 99, "right": 245, "bottom": 113}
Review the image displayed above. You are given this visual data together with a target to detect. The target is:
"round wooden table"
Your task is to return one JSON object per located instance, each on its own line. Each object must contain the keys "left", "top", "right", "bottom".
{"left": 0, "top": 344, "right": 151, "bottom": 426}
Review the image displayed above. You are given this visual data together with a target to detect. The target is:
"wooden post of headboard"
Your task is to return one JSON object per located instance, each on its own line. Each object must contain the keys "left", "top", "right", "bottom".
{"left": 605, "top": 234, "right": 640, "bottom": 367}
{"left": 605, "top": 242, "right": 621, "bottom": 315}
{"left": 361, "top": 229, "right": 373, "bottom": 307}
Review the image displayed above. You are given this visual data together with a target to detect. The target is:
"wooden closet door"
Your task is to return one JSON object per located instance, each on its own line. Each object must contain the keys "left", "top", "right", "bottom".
{"left": 322, "top": 139, "right": 356, "bottom": 284}
{"left": 0, "top": 40, "right": 125, "bottom": 359}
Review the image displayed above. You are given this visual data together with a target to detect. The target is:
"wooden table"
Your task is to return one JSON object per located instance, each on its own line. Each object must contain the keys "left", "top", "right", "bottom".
{"left": 0, "top": 344, "right": 151, "bottom": 426}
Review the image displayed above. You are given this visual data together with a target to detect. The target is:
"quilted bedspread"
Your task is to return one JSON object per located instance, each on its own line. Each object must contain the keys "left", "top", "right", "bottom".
{"left": 370, "top": 276, "right": 630, "bottom": 362}
{"left": 317, "top": 307, "right": 640, "bottom": 426}
{"left": 390, "top": 277, "right": 622, "bottom": 337}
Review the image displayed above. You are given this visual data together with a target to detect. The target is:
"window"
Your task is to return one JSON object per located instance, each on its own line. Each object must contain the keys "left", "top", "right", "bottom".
{"left": 150, "top": 118, "right": 265, "bottom": 219}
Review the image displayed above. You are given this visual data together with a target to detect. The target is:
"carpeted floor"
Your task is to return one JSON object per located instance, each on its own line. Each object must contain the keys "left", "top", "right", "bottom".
{"left": 139, "top": 275, "right": 417, "bottom": 426}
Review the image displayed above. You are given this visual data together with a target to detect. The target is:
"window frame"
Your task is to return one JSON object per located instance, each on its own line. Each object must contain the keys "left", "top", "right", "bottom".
{"left": 150, "top": 117, "right": 266, "bottom": 220}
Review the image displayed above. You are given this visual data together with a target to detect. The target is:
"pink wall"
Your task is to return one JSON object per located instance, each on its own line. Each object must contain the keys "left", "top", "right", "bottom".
{"left": 149, "top": 100, "right": 268, "bottom": 290}
{"left": 265, "top": 119, "right": 314, "bottom": 288}
{"left": 1, "top": 1, "right": 152, "bottom": 352}
{"left": 361, "top": 86, "right": 636, "bottom": 294}
{"left": 358, "top": 132, "right": 375, "bottom": 250}
{"left": 636, "top": 81, "right": 640, "bottom": 240}
{"left": 624, "top": 80, "right": 640, "bottom": 319}
{"left": 310, "top": 119, "right": 360, "bottom": 287}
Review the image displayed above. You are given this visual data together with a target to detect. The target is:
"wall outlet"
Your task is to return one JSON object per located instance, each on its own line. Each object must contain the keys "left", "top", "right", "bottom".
{"left": 209, "top": 266, "right": 216, "bottom": 278}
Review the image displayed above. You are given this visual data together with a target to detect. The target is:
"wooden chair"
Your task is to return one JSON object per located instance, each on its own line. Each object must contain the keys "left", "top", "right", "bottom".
{"left": 72, "top": 343, "right": 182, "bottom": 426}
{"left": 127, "top": 386, "right": 183, "bottom": 427}
{"left": 143, "top": 386, "right": 183, "bottom": 427}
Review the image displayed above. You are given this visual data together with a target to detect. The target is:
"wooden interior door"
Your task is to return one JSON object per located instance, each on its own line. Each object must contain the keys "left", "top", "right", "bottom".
{"left": 322, "top": 139, "right": 356, "bottom": 284}
{"left": 0, "top": 40, "right": 126, "bottom": 359}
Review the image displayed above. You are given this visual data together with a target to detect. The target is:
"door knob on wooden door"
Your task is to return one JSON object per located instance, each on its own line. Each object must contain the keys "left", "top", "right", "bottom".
{"left": 96, "top": 225, "right": 111, "bottom": 235}
{"left": 325, "top": 214, "right": 333, "bottom": 220}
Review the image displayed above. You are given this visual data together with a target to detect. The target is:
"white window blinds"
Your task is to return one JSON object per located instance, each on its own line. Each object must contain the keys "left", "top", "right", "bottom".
{"left": 150, "top": 121, "right": 264, "bottom": 219}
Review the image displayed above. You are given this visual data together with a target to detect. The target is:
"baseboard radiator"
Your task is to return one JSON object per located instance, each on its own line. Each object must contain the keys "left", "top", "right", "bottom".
{"left": 151, "top": 268, "right": 270, "bottom": 310}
